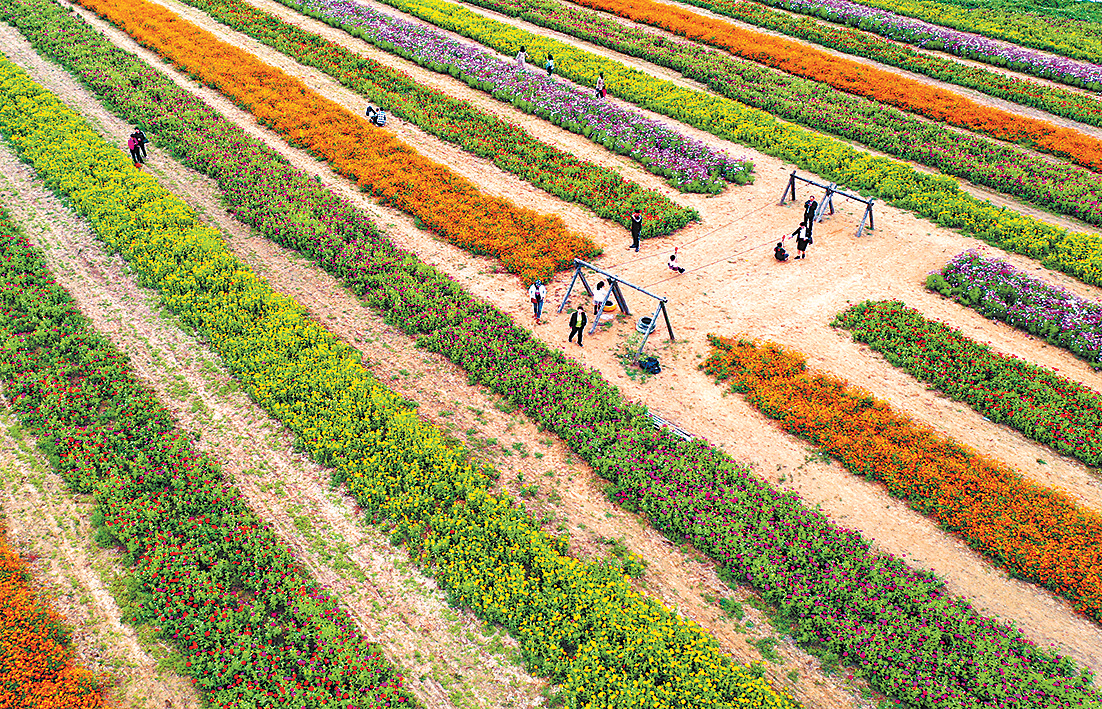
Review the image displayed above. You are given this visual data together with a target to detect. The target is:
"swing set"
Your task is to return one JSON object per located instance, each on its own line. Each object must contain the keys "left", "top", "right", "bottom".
{"left": 779, "top": 171, "right": 875, "bottom": 238}
{"left": 557, "top": 259, "right": 674, "bottom": 356}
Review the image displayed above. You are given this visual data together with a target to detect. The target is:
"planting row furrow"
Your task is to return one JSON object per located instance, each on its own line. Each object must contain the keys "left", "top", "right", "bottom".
{"left": 650, "top": 0, "right": 1102, "bottom": 129}
{"left": 567, "top": 0, "right": 1102, "bottom": 173}
{"left": 4, "top": 1, "right": 1097, "bottom": 706}
{"left": 833, "top": 300, "right": 1102, "bottom": 469}
{"left": 746, "top": 0, "right": 1102, "bottom": 76}
{"left": 80, "top": 0, "right": 601, "bottom": 284}
{"left": 702, "top": 333, "right": 1102, "bottom": 624}
{"left": 928, "top": 252, "right": 1102, "bottom": 365}
{"left": 357, "top": 0, "right": 1102, "bottom": 287}
{"left": 0, "top": 52, "right": 796, "bottom": 709}
{"left": 0, "top": 491, "right": 107, "bottom": 708}
{"left": 138, "top": 0, "right": 700, "bottom": 234}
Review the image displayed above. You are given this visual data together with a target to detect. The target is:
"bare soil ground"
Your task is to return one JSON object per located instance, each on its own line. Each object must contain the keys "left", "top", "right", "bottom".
{"left": 3, "top": 0, "right": 1102, "bottom": 705}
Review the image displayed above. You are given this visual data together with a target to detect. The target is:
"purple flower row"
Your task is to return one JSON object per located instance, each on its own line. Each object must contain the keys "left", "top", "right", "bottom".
{"left": 297, "top": 0, "right": 751, "bottom": 191}
{"left": 769, "top": 0, "right": 1102, "bottom": 89}
{"left": 932, "top": 251, "right": 1102, "bottom": 364}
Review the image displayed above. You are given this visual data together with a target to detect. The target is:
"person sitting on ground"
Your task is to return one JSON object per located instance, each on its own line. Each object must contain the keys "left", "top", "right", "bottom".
{"left": 365, "top": 104, "right": 387, "bottom": 127}
{"left": 668, "top": 248, "right": 685, "bottom": 274}
{"left": 774, "top": 242, "right": 789, "bottom": 262}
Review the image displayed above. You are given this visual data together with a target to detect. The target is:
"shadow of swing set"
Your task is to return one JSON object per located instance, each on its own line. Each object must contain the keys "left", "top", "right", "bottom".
{"left": 557, "top": 258, "right": 674, "bottom": 357}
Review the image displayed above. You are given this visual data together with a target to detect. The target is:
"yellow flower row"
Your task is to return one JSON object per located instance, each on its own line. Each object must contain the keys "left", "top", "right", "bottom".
{"left": 0, "top": 58, "right": 795, "bottom": 709}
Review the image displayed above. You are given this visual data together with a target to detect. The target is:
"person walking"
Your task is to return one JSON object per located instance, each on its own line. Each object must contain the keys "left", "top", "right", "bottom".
{"left": 127, "top": 134, "right": 143, "bottom": 168}
{"left": 516, "top": 46, "right": 528, "bottom": 70}
{"left": 568, "top": 304, "right": 588, "bottom": 346}
{"left": 595, "top": 72, "right": 606, "bottom": 98}
{"left": 133, "top": 128, "right": 148, "bottom": 160}
{"left": 628, "top": 210, "right": 642, "bottom": 252}
{"left": 528, "top": 280, "right": 547, "bottom": 322}
{"left": 545, "top": 53, "right": 555, "bottom": 76}
{"left": 593, "top": 280, "right": 607, "bottom": 316}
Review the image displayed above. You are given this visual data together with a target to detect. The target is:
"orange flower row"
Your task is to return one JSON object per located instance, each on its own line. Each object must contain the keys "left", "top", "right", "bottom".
{"left": 571, "top": 0, "right": 1102, "bottom": 172}
{"left": 703, "top": 335, "right": 1102, "bottom": 621}
{"left": 75, "top": 0, "right": 598, "bottom": 283}
{"left": 0, "top": 536, "right": 107, "bottom": 709}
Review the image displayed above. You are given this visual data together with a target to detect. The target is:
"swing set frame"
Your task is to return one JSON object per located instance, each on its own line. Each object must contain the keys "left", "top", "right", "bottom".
{"left": 779, "top": 171, "right": 875, "bottom": 238}
{"left": 557, "top": 259, "right": 674, "bottom": 356}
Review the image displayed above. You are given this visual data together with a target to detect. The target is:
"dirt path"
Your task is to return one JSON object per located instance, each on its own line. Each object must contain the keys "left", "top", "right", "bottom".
{"left": 0, "top": 20, "right": 878, "bottom": 709}
{"left": 0, "top": 403, "right": 201, "bottom": 709}
{"left": 7, "top": 0, "right": 1102, "bottom": 696}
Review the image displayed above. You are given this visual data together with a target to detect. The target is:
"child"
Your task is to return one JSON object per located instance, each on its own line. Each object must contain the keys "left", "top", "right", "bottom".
{"left": 774, "top": 242, "right": 789, "bottom": 262}
{"left": 668, "top": 248, "right": 685, "bottom": 274}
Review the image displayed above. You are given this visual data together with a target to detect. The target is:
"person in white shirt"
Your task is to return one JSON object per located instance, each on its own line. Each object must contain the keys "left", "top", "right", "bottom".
{"left": 516, "top": 46, "right": 528, "bottom": 70}
{"left": 592, "top": 280, "right": 607, "bottom": 316}
{"left": 528, "top": 280, "right": 547, "bottom": 322}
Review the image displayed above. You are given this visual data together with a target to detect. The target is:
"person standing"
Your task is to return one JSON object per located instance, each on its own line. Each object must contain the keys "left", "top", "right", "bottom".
{"left": 516, "top": 46, "right": 528, "bottom": 70}
{"left": 592, "top": 280, "right": 607, "bottom": 316}
{"left": 793, "top": 224, "right": 811, "bottom": 259}
{"left": 628, "top": 210, "right": 642, "bottom": 252}
{"left": 568, "top": 305, "right": 588, "bottom": 346}
{"left": 133, "top": 128, "right": 148, "bottom": 160}
{"left": 127, "top": 134, "right": 143, "bottom": 168}
{"left": 595, "top": 72, "right": 606, "bottom": 99}
{"left": 528, "top": 279, "right": 547, "bottom": 322}
{"left": 545, "top": 53, "right": 555, "bottom": 76}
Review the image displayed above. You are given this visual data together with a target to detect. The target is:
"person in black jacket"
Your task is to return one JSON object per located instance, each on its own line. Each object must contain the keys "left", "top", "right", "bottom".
{"left": 628, "top": 211, "right": 642, "bottom": 252}
{"left": 774, "top": 242, "right": 789, "bottom": 262}
{"left": 568, "top": 305, "right": 588, "bottom": 346}
{"left": 792, "top": 224, "right": 812, "bottom": 259}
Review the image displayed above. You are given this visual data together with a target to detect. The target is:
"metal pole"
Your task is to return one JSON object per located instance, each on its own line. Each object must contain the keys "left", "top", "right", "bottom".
{"left": 573, "top": 259, "right": 669, "bottom": 302}
{"left": 557, "top": 265, "right": 582, "bottom": 314}
{"left": 660, "top": 301, "right": 675, "bottom": 341}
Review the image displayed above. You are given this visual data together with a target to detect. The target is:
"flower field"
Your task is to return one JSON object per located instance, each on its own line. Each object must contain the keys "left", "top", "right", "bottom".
{"left": 834, "top": 300, "right": 1102, "bottom": 467}
{"left": 76, "top": 0, "right": 606, "bottom": 285}
{"left": 929, "top": 252, "right": 1102, "bottom": 364}
{"left": 702, "top": 334, "right": 1102, "bottom": 621}
{"left": 0, "top": 523, "right": 107, "bottom": 709}
{"left": 759, "top": 0, "right": 1102, "bottom": 76}
{"left": 5, "top": 0, "right": 1102, "bottom": 705}
{"left": 0, "top": 54, "right": 798, "bottom": 709}
{"left": 569, "top": 0, "right": 1102, "bottom": 172}
{"left": 364, "top": 0, "right": 1102, "bottom": 288}
{"left": 660, "top": 0, "right": 1102, "bottom": 127}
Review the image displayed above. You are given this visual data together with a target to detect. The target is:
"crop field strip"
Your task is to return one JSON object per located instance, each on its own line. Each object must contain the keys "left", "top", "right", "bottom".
{"left": 0, "top": 53, "right": 803, "bottom": 709}
{"left": 0, "top": 22, "right": 875, "bottom": 706}
{"left": 4, "top": 2, "right": 1097, "bottom": 705}
{"left": 340, "top": 0, "right": 1102, "bottom": 289}
{"left": 6, "top": 0, "right": 1102, "bottom": 705}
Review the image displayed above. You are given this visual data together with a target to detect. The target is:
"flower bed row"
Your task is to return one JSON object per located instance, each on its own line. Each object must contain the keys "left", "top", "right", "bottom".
{"left": 270, "top": 0, "right": 751, "bottom": 195}
{"left": 833, "top": 300, "right": 1102, "bottom": 467}
{"left": 662, "top": 0, "right": 1102, "bottom": 129}
{"left": 759, "top": 0, "right": 1102, "bottom": 76}
{"left": 0, "top": 520, "right": 107, "bottom": 709}
{"left": 569, "top": 0, "right": 1102, "bottom": 172}
{"left": 0, "top": 51, "right": 796, "bottom": 709}
{"left": 364, "top": 0, "right": 1102, "bottom": 285}
{"left": 928, "top": 252, "right": 1102, "bottom": 365}
{"left": 702, "top": 332, "right": 1102, "bottom": 627}
{"left": 79, "top": 0, "right": 601, "bottom": 285}
{"left": 6, "top": 1, "right": 1097, "bottom": 705}
{"left": 164, "top": 0, "right": 696, "bottom": 234}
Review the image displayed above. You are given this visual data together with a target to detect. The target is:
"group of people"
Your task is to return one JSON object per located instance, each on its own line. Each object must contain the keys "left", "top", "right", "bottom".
{"left": 775, "top": 195, "right": 817, "bottom": 262}
{"left": 515, "top": 46, "right": 607, "bottom": 98}
{"left": 127, "top": 127, "right": 147, "bottom": 168}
